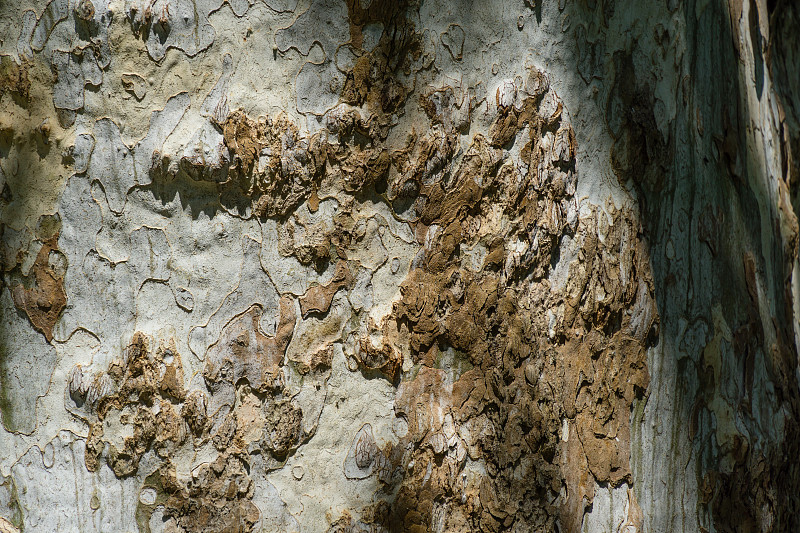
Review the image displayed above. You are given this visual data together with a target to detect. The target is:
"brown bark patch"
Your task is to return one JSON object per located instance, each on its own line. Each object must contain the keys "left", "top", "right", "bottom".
{"left": 10, "top": 235, "right": 66, "bottom": 342}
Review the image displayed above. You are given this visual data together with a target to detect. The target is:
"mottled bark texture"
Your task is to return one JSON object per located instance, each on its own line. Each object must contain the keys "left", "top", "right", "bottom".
{"left": 0, "top": 0, "right": 798, "bottom": 532}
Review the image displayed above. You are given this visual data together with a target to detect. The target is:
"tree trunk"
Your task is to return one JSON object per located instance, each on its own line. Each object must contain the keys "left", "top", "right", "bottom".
{"left": 1, "top": 0, "right": 798, "bottom": 532}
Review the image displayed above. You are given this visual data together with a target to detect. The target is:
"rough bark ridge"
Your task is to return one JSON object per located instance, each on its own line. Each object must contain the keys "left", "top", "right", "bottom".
{"left": 0, "top": 1, "right": 798, "bottom": 532}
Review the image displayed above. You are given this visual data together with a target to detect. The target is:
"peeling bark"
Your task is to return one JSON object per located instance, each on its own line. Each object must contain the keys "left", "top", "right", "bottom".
{"left": 1, "top": 1, "right": 798, "bottom": 532}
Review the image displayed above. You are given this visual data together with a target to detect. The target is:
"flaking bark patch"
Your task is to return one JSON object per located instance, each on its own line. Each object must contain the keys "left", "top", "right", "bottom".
{"left": 10, "top": 235, "right": 66, "bottom": 342}
{"left": 307, "top": 54, "right": 657, "bottom": 530}
{"left": 68, "top": 297, "right": 327, "bottom": 532}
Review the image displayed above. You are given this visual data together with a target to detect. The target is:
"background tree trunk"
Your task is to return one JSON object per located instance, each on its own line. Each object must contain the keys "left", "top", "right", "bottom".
{"left": 1, "top": 0, "right": 798, "bottom": 531}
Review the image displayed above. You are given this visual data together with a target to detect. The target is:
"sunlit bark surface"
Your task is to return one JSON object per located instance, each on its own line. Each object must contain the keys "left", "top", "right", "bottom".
{"left": 1, "top": 1, "right": 798, "bottom": 531}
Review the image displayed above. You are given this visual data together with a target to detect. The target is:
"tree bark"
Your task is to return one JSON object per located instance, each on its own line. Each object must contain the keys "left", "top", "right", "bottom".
{"left": 0, "top": 0, "right": 797, "bottom": 532}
